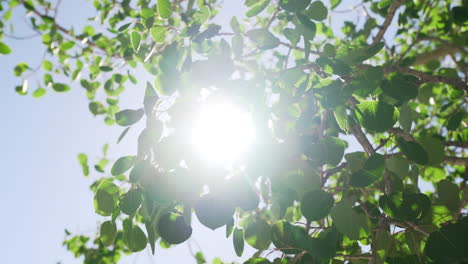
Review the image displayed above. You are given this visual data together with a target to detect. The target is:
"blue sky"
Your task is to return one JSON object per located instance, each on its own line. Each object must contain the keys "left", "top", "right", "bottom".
{"left": 0, "top": 0, "right": 395, "bottom": 263}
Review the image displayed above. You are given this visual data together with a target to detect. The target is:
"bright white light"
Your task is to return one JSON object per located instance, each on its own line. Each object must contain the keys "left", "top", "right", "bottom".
{"left": 191, "top": 102, "right": 255, "bottom": 167}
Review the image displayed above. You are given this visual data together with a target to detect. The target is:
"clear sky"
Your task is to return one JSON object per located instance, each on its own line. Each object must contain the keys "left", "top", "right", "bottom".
{"left": 0, "top": 0, "right": 394, "bottom": 263}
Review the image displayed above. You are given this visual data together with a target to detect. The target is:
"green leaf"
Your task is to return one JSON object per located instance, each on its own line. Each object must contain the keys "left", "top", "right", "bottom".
{"left": 246, "top": 0, "right": 270, "bottom": 17}
{"left": 111, "top": 156, "right": 135, "bottom": 176}
{"left": 379, "top": 192, "right": 431, "bottom": 221}
{"left": 99, "top": 66, "right": 113, "bottom": 72}
{"left": 14, "top": 62, "right": 29, "bottom": 76}
{"left": 94, "top": 190, "right": 115, "bottom": 216}
{"left": 303, "top": 136, "right": 345, "bottom": 166}
{"left": 279, "top": 0, "right": 311, "bottom": 12}
{"left": 89, "top": 101, "right": 106, "bottom": 115}
{"left": 446, "top": 110, "right": 464, "bottom": 131}
{"left": 233, "top": 228, "right": 244, "bottom": 257}
{"left": 246, "top": 29, "right": 280, "bottom": 50}
{"left": 125, "top": 224, "right": 148, "bottom": 252}
{"left": 150, "top": 26, "right": 167, "bottom": 42}
{"left": 77, "top": 153, "right": 89, "bottom": 177}
{"left": 437, "top": 180, "right": 460, "bottom": 213}
{"left": 381, "top": 73, "right": 419, "bottom": 102}
{"left": 120, "top": 189, "right": 142, "bottom": 215}
{"left": 245, "top": 218, "right": 271, "bottom": 250}
{"left": 158, "top": 213, "right": 192, "bottom": 244}
{"left": 230, "top": 16, "right": 242, "bottom": 34}
{"left": 349, "top": 154, "right": 385, "bottom": 187}
{"left": 131, "top": 31, "right": 141, "bottom": 51}
{"left": 378, "top": 0, "right": 392, "bottom": 9}
{"left": 157, "top": 0, "right": 172, "bottom": 19}
{"left": 117, "top": 127, "right": 131, "bottom": 144}
{"left": 195, "top": 193, "right": 235, "bottom": 230}
{"left": 330, "top": 0, "right": 342, "bottom": 9}
{"left": 32, "top": 87, "right": 47, "bottom": 98}
{"left": 301, "top": 190, "right": 334, "bottom": 221}
{"left": 194, "top": 6, "right": 211, "bottom": 24}
{"left": 306, "top": 1, "right": 328, "bottom": 21}
{"left": 425, "top": 217, "right": 468, "bottom": 262}
{"left": 52, "top": 83, "right": 71, "bottom": 92}
{"left": 60, "top": 41, "right": 75, "bottom": 51}
{"left": 398, "top": 103, "right": 413, "bottom": 133}
{"left": 115, "top": 108, "right": 144, "bottom": 126}
{"left": 331, "top": 198, "right": 369, "bottom": 240}
{"left": 42, "top": 60, "right": 53, "bottom": 71}
{"left": 282, "top": 28, "right": 301, "bottom": 46}
{"left": 419, "top": 135, "right": 445, "bottom": 165}
{"left": 271, "top": 221, "right": 310, "bottom": 254}
{"left": 129, "top": 160, "right": 156, "bottom": 183}
{"left": 396, "top": 137, "right": 429, "bottom": 165}
{"left": 385, "top": 155, "right": 409, "bottom": 179}
{"left": 140, "top": 7, "right": 154, "bottom": 19}
{"left": 0, "top": 42, "right": 12, "bottom": 54}
{"left": 355, "top": 101, "right": 398, "bottom": 132}
{"left": 100, "top": 221, "right": 117, "bottom": 246}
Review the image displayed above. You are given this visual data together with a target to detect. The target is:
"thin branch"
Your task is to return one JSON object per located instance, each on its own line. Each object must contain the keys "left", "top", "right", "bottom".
{"left": 349, "top": 124, "right": 375, "bottom": 155}
{"left": 443, "top": 156, "right": 468, "bottom": 166}
{"left": 371, "top": 0, "right": 404, "bottom": 45}
{"left": 446, "top": 141, "right": 468, "bottom": 148}
{"left": 359, "top": 64, "right": 468, "bottom": 92}
{"left": 336, "top": 254, "right": 372, "bottom": 260}
{"left": 388, "top": 127, "right": 414, "bottom": 141}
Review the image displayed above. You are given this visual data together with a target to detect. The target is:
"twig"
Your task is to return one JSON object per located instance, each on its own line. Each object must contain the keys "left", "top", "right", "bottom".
{"left": 336, "top": 254, "right": 372, "bottom": 260}
{"left": 371, "top": 0, "right": 404, "bottom": 45}
{"left": 359, "top": 64, "right": 468, "bottom": 92}
{"left": 446, "top": 141, "right": 468, "bottom": 148}
{"left": 443, "top": 156, "right": 468, "bottom": 166}
{"left": 349, "top": 124, "right": 375, "bottom": 155}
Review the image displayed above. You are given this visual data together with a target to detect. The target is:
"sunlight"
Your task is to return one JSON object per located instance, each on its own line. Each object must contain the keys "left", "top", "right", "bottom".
{"left": 191, "top": 102, "right": 255, "bottom": 168}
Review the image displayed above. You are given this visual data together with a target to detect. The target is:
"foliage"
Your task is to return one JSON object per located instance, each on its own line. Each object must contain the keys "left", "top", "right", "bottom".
{"left": 2, "top": 0, "right": 468, "bottom": 263}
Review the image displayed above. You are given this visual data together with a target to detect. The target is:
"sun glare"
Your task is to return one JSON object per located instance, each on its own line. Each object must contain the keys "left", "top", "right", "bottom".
{"left": 191, "top": 102, "right": 255, "bottom": 168}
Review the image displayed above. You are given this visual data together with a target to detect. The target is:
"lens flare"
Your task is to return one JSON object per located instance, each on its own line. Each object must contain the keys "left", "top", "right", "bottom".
{"left": 191, "top": 102, "right": 255, "bottom": 168}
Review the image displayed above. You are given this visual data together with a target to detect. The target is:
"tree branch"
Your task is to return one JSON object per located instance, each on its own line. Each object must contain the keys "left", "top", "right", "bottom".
{"left": 385, "top": 66, "right": 468, "bottom": 92}
{"left": 446, "top": 141, "right": 468, "bottom": 148}
{"left": 349, "top": 124, "right": 375, "bottom": 155}
{"left": 360, "top": 64, "right": 468, "bottom": 92}
{"left": 443, "top": 156, "right": 468, "bottom": 166}
{"left": 371, "top": 0, "right": 404, "bottom": 45}
{"left": 336, "top": 254, "right": 372, "bottom": 260}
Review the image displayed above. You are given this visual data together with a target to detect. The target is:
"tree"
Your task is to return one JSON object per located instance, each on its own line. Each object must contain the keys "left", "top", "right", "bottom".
{"left": 1, "top": 0, "right": 467, "bottom": 263}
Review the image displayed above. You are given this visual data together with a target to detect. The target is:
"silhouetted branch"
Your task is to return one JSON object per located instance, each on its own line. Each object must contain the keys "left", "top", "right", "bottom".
{"left": 371, "top": 0, "right": 404, "bottom": 45}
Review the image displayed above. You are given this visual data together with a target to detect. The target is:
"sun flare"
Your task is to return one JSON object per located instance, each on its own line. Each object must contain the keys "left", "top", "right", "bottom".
{"left": 191, "top": 102, "right": 255, "bottom": 167}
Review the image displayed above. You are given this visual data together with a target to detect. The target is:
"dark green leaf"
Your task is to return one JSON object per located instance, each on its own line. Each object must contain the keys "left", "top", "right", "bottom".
{"left": 246, "top": 29, "right": 280, "bottom": 50}
{"left": 381, "top": 73, "right": 419, "bottom": 102}
{"left": 437, "top": 180, "right": 460, "bottom": 213}
{"left": 158, "top": 213, "right": 192, "bottom": 244}
{"left": 396, "top": 137, "right": 429, "bottom": 165}
{"left": 245, "top": 218, "right": 271, "bottom": 250}
{"left": 355, "top": 101, "right": 398, "bottom": 132}
{"left": 306, "top": 1, "right": 328, "bottom": 21}
{"left": 94, "top": 190, "right": 115, "bottom": 216}
{"left": 111, "top": 156, "right": 135, "bottom": 176}
{"left": 195, "top": 193, "right": 235, "bottom": 230}
{"left": 52, "top": 83, "right": 71, "bottom": 92}
{"left": 100, "top": 221, "right": 117, "bottom": 246}
{"left": 115, "top": 108, "right": 144, "bottom": 126}
{"left": 120, "top": 189, "right": 142, "bottom": 215}
{"left": 233, "top": 228, "right": 244, "bottom": 257}
{"left": 301, "top": 190, "right": 334, "bottom": 221}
